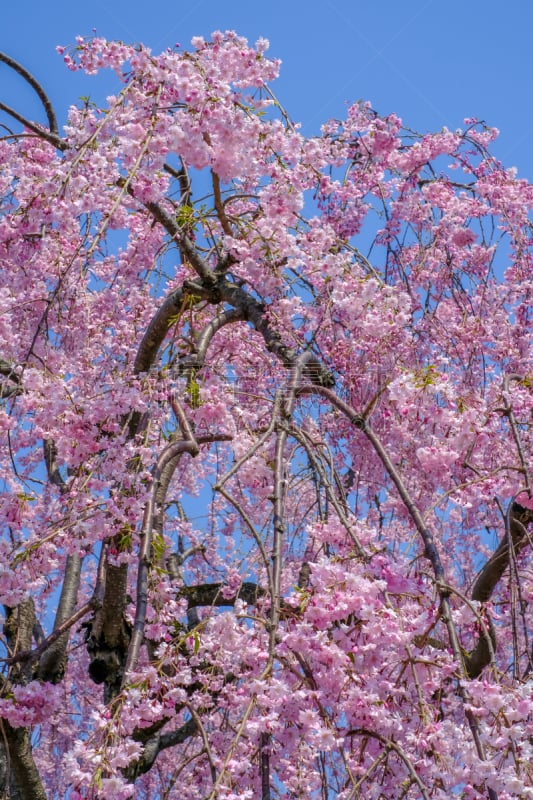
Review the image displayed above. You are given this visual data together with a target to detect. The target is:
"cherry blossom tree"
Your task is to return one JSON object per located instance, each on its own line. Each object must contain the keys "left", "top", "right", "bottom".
{"left": 0, "top": 32, "right": 532, "bottom": 800}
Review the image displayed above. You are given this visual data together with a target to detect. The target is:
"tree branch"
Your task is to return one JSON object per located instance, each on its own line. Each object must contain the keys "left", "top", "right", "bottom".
{"left": 471, "top": 502, "right": 533, "bottom": 603}
{"left": 463, "top": 502, "right": 533, "bottom": 679}
{"left": 347, "top": 728, "right": 431, "bottom": 800}
{"left": 137, "top": 195, "right": 335, "bottom": 388}
{"left": 133, "top": 288, "right": 187, "bottom": 374}
{"left": 0, "top": 51, "right": 59, "bottom": 135}
{"left": 0, "top": 357, "right": 22, "bottom": 399}
{"left": 0, "top": 99, "right": 65, "bottom": 150}
{"left": 180, "top": 582, "right": 266, "bottom": 608}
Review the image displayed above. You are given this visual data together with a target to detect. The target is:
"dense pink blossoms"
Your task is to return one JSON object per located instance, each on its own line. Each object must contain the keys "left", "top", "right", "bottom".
{"left": 0, "top": 32, "right": 532, "bottom": 800}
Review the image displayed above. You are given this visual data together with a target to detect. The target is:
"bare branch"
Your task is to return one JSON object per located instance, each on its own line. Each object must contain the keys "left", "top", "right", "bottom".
{"left": 0, "top": 99, "right": 65, "bottom": 149}
{"left": 211, "top": 170, "right": 234, "bottom": 237}
{"left": 134, "top": 287, "right": 188, "bottom": 374}
{"left": 471, "top": 502, "right": 533, "bottom": 603}
{"left": 0, "top": 51, "right": 59, "bottom": 135}
{"left": 180, "top": 582, "right": 266, "bottom": 608}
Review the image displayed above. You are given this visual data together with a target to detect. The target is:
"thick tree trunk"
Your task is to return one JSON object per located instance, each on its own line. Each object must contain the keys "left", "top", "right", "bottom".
{"left": 0, "top": 723, "right": 47, "bottom": 800}
{"left": 1, "top": 600, "right": 47, "bottom": 799}
{"left": 85, "top": 562, "right": 131, "bottom": 702}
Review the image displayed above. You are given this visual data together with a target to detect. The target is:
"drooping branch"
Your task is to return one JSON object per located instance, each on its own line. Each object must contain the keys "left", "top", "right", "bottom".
{"left": 295, "top": 384, "right": 447, "bottom": 581}
{"left": 272, "top": 364, "right": 332, "bottom": 603}
{"left": 214, "top": 485, "right": 274, "bottom": 592}
{"left": 284, "top": 421, "right": 367, "bottom": 558}
{"left": 268, "top": 419, "right": 287, "bottom": 662}
{"left": 501, "top": 375, "right": 532, "bottom": 495}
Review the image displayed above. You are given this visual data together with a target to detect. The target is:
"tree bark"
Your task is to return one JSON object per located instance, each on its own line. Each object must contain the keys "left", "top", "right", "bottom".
{"left": 0, "top": 722, "right": 47, "bottom": 800}
{"left": 85, "top": 562, "right": 131, "bottom": 702}
{"left": 1, "top": 601, "right": 47, "bottom": 799}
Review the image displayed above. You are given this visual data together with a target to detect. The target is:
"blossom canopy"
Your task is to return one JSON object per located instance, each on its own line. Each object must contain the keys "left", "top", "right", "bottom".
{"left": 0, "top": 31, "right": 532, "bottom": 800}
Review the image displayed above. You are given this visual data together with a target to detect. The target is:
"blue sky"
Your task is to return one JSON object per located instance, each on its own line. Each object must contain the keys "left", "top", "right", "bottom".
{"left": 2, "top": 0, "right": 533, "bottom": 178}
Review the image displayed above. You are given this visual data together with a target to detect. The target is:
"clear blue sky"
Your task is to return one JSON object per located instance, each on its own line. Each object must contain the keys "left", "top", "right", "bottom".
{"left": 2, "top": 0, "right": 533, "bottom": 178}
